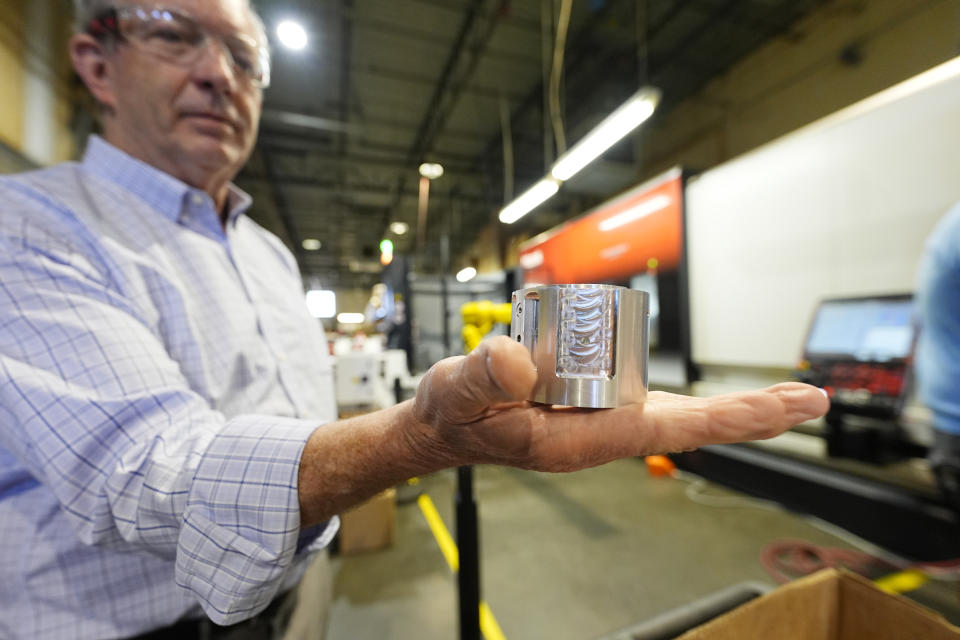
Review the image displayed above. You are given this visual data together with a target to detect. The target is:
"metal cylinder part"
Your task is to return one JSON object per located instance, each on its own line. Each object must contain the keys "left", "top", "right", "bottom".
{"left": 510, "top": 284, "right": 650, "bottom": 408}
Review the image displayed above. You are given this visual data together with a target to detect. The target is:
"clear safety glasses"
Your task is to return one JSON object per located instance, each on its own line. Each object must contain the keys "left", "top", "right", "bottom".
{"left": 88, "top": 5, "right": 271, "bottom": 89}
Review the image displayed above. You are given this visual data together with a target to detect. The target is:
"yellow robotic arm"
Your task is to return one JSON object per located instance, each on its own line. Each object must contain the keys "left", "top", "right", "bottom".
{"left": 461, "top": 300, "right": 512, "bottom": 353}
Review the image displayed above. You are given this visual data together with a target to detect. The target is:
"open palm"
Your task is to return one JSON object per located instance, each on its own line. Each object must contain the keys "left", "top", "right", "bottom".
{"left": 412, "top": 336, "right": 829, "bottom": 472}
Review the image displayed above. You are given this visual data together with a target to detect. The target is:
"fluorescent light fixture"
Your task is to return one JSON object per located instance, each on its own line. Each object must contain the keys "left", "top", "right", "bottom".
{"left": 499, "top": 178, "right": 560, "bottom": 224}
{"left": 277, "top": 20, "right": 308, "bottom": 50}
{"left": 419, "top": 162, "right": 444, "bottom": 179}
{"left": 301, "top": 238, "right": 321, "bottom": 251}
{"left": 456, "top": 267, "right": 477, "bottom": 283}
{"left": 598, "top": 194, "right": 671, "bottom": 232}
{"left": 337, "top": 312, "right": 365, "bottom": 324}
{"left": 550, "top": 87, "right": 661, "bottom": 182}
{"left": 305, "top": 289, "right": 335, "bottom": 318}
{"left": 390, "top": 222, "right": 409, "bottom": 235}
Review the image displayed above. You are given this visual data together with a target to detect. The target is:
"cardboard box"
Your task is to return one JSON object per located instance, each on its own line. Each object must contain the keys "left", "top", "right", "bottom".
{"left": 337, "top": 488, "right": 396, "bottom": 555}
{"left": 676, "top": 568, "right": 960, "bottom": 640}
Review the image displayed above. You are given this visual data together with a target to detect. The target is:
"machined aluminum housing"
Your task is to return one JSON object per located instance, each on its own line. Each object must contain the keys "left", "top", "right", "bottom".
{"left": 510, "top": 284, "right": 650, "bottom": 408}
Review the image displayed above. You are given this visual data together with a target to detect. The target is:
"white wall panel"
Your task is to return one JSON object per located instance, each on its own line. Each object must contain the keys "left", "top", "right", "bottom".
{"left": 686, "top": 56, "right": 960, "bottom": 368}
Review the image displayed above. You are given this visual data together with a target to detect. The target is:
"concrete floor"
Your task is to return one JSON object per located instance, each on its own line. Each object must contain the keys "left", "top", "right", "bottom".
{"left": 327, "top": 457, "right": 960, "bottom": 640}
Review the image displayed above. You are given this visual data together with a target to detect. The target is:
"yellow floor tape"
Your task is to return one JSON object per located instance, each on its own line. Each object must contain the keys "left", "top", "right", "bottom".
{"left": 479, "top": 601, "right": 507, "bottom": 640}
{"left": 417, "top": 493, "right": 507, "bottom": 640}
{"left": 874, "top": 569, "right": 929, "bottom": 594}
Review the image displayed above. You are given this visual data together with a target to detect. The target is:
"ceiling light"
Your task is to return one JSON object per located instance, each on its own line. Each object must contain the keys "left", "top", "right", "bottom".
{"left": 456, "top": 267, "right": 477, "bottom": 283}
{"left": 305, "top": 289, "right": 335, "bottom": 318}
{"left": 498, "top": 178, "right": 560, "bottom": 224}
{"left": 550, "top": 87, "right": 661, "bottom": 182}
{"left": 390, "top": 222, "right": 409, "bottom": 235}
{"left": 276, "top": 20, "right": 308, "bottom": 51}
{"left": 337, "top": 312, "right": 365, "bottom": 324}
{"left": 419, "top": 162, "right": 444, "bottom": 179}
{"left": 301, "top": 238, "right": 321, "bottom": 250}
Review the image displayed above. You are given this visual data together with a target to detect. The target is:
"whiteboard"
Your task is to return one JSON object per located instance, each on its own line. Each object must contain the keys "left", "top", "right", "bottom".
{"left": 686, "top": 56, "right": 960, "bottom": 368}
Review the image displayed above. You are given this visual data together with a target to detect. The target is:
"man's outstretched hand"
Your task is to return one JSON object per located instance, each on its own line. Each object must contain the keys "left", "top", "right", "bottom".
{"left": 411, "top": 336, "right": 829, "bottom": 473}
{"left": 299, "top": 335, "right": 829, "bottom": 526}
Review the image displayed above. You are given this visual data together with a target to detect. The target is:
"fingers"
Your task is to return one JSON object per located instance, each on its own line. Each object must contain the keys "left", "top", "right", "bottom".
{"left": 494, "top": 382, "right": 830, "bottom": 472}
{"left": 412, "top": 350, "right": 830, "bottom": 474}
{"left": 645, "top": 382, "right": 829, "bottom": 453}
{"left": 765, "top": 382, "right": 830, "bottom": 426}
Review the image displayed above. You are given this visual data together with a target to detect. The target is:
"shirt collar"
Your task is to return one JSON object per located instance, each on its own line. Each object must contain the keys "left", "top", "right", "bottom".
{"left": 81, "top": 135, "right": 252, "bottom": 228}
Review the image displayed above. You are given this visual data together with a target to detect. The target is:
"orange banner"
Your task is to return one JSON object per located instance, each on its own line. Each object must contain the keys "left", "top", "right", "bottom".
{"left": 518, "top": 168, "right": 683, "bottom": 285}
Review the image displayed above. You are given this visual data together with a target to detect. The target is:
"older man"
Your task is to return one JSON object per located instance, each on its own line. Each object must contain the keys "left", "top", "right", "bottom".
{"left": 0, "top": 1, "right": 829, "bottom": 638}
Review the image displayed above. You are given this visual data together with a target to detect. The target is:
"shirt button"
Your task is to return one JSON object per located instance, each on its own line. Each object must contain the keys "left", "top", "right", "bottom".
{"left": 191, "top": 193, "right": 204, "bottom": 206}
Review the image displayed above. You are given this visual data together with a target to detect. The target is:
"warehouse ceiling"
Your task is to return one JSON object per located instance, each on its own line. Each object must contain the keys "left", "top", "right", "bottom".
{"left": 237, "top": 0, "right": 827, "bottom": 290}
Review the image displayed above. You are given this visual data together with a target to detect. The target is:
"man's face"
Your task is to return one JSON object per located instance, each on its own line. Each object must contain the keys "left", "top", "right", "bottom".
{"left": 101, "top": 0, "right": 264, "bottom": 185}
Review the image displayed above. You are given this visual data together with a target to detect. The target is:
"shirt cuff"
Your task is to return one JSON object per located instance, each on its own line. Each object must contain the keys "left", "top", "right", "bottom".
{"left": 175, "top": 414, "right": 324, "bottom": 624}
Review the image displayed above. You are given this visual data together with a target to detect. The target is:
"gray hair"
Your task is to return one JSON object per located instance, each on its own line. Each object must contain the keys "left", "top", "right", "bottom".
{"left": 71, "top": 1, "right": 269, "bottom": 48}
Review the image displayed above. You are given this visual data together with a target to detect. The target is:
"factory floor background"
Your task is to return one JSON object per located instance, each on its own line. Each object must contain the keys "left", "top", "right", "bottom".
{"left": 326, "top": 456, "right": 960, "bottom": 640}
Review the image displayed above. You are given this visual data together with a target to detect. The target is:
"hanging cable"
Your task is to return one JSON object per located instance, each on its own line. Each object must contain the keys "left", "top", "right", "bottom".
{"left": 499, "top": 92, "right": 514, "bottom": 203}
{"left": 636, "top": 0, "right": 649, "bottom": 86}
{"left": 549, "top": 0, "right": 572, "bottom": 156}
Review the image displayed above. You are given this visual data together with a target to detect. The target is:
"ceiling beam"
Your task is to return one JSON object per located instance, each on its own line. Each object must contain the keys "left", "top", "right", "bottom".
{"left": 383, "top": 0, "right": 509, "bottom": 245}
{"left": 403, "top": 0, "right": 509, "bottom": 165}
{"left": 284, "top": 4, "right": 540, "bottom": 67}
{"left": 256, "top": 138, "right": 543, "bottom": 177}
{"left": 395, "top": 0, "right": 541, "bottom": 32}
{"left": 261, "top": 109, "right": 358, "bottom": 134}
{"left": 348, "top": 63, "right": 528, "bottom": 102}
{"left": 261, "top": 102, "right": 517, "bottom": 143}
{"left": 652, "top": 0, "right": 745, "bottom": 77}
{"left": 240, "top": 173, "right": 497, "bottom": 205}
{"left": 351, "top": 16, "right": 540, "bottom": 67}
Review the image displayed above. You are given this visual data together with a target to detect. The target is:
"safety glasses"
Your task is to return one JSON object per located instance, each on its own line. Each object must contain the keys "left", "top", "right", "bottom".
{"left": 87, "top": 5, "right": 271, "bottom": 89}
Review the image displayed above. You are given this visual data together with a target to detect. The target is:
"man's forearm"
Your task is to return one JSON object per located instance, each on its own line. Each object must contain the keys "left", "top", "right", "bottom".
{"left": 297, "top": 399, "right": 454, "bottom": 527}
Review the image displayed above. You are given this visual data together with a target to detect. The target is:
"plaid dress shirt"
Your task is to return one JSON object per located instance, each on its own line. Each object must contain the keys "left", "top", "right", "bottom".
{"left": 0, "top": 136, "right": 338, "bottom": 639}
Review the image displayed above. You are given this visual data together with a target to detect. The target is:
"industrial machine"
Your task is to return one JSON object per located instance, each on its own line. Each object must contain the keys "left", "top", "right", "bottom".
{"left": 793, "top": 294, "right": 922, "bottom": 462}
{"left": 333, "top": 349, "right": 419, "bottom": 412}
{"left": 460, "top": 300, "right": 512, "bottom": 354}
{"left": 673, "top": 293, "right": 960, "bottom": 561}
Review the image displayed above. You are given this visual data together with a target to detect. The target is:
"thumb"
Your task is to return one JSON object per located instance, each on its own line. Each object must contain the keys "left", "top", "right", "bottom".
{"left": 414, "top": 336, "right": 537, "bottom": 425}
{"left": 460, "top": 335, "right": 538, "bottom": 406}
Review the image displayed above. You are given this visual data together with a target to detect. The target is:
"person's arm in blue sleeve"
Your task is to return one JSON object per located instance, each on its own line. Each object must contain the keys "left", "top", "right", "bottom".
{"left": 916, "top": 203, "right": 960, "bottom": 505}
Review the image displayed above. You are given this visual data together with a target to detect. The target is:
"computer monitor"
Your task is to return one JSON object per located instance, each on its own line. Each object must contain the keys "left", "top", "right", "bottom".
{"left": 797, "top": 294, "right": 917, "bottom": 417}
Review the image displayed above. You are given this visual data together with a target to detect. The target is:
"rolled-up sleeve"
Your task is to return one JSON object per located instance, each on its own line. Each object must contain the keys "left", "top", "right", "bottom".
{"left": 0, "top": 229, "right": 326, "bottom": 623}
